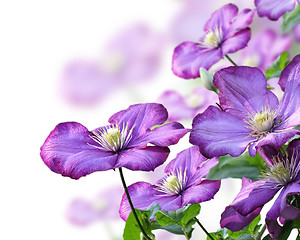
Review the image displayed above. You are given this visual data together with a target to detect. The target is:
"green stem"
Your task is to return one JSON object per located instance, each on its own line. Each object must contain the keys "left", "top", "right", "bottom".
{"left": 257, "top": 223, "right": 266, "bottom": 240}
{"left": 195, "top": 217, "right": 215, "bottom": 240}
{"left": 183, "top": 228, "right": 190, "bottom": 240}
{"left": 225, "top": 55, "right": 238, "bottom": 66}
{"left": 118, "top": 168, "right": 152, "bottom": 240}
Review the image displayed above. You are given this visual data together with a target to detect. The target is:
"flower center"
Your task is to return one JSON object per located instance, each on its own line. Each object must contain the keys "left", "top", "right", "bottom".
{"left": 246, "top": 107, "right": 278, "bottom": 138}
{"left": 262, "top": 150, "right": 300, "bottom": 187}
{"left": 199, "top": 28, "right": 223, "bottom": 49}
{"left": 88, "top": 123, "right": 134, "bottom": 152}
{"left": 154, "top": 170, "right": 187, "bottom": 196}
{"left": 186, "top": 94, "right": 205, "bottom": 108}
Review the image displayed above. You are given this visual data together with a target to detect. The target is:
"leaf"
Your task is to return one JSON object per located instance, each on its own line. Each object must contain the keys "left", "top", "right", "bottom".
{"left": 180, "top": 203, "right": 200, "bottom": 226}
{"left": 281, "top": 5, "right": 300, "bottom": 33}
{"left": 236, "top": 235, "right": 255, "bottom": 240}
{"left": 227, "top": 215, "right": 261, "bottom": 239}
{"left": 265, "top": 52, "right": 289, "bottom": 80}
{"left": 156, "top": 211, "right": 177, "bottom": 226}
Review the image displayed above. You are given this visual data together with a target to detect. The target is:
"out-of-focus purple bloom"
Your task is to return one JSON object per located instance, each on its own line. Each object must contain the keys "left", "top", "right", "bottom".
{"left": 172, "top": 4, "right": 254, "bottom": 79}
{"left": 40, "top": 103, "right": 188, "bottom": 179}
{"left": 66, "top": 186, "right": 123, "bottom": 226}
{"left": 119, "top": 146, "right": 221, "bottom": 221}
{"left": 60, "top": 24, "right": 164, "bottom": 106}
{"left": 221, "top": 138, "right": 300, "bottom": 238}
{"left": 190, "top": 55, "right": 300, "bottom": 158}
{"left": 241, "top": 29, "right": 292, "bottom": 70}
{"left": 255, "top": 0, "right": 299, "bottom": 20}
{"left": 294, "top": 24, "right": 300, "bottom": 42}
{"left": 157, "top": 87, "right": 218, "bottom": 121}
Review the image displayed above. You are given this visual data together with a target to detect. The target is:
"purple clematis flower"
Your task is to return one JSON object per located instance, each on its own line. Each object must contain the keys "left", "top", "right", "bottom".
{"left": 255, "top": 0, "right": 300, "bottom": 20}
{"left": 172, "top": 3, "right": 254, "bottom": 79}
{"left": 190, "top": 55, "right": 300, "bottom": 158}
{"left": 221, "top": 138, "right": 300, "bottom": 238}
{"left": 40, "top": 103, "right": 188, "bottom": 179}
{"left": 119, "top": 146, "right": 221, "bottom": 221}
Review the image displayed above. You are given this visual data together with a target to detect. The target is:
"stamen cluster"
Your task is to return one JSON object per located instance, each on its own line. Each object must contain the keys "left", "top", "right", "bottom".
{"left": 199, "top": 28, "right": 223, "bottom": 49}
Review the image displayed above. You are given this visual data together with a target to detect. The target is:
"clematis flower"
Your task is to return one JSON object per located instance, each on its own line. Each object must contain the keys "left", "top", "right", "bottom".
{"left": 190, "top": 55, "right": 300, "bottom": 158}
{"left": 157, "top": 87, "right": 218, "bottom": 121}
{"left": 40, "top": 103, "right": 188, "bottom": 179}
{"left": 119, "top": 146, "right": 221, "bottom": 221}
{"left": 172, "top": 3, "right": 254, "bottom": 79}
{"left": 255, "top": 0, "right": 300, "bottom": 20}
{"left": 221, "top": 138, "right": 300, "bottom": 238}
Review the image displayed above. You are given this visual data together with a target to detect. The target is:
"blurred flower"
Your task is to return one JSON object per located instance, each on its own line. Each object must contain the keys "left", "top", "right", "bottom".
{"left": 294, "top": 24, "right": 300, "bottom": 42}
{"left": 241, "top": 29, "right": 292, "bottom": 70}
{"left": 190, "top": 55, "right": 300, "bottom": 158}
{"left": 60, "top": 24, "right": 164, "bottom": 106}
{"left": 40, "top": 103, "right": 188, "bottom": 179}
{"left": 221, "top": 138, "right": 300, "bottom": 238}
{"left": 119, "top": 146, "right": 220, "bottom": 221}
{"left": 172, "top": 3, "right": 254, "bottom": 79}
{"left": 157, "top": 87, "right": 218, "bottom": 121}
{"left": 255, "top": 0, "right": 299, "bottom": 20}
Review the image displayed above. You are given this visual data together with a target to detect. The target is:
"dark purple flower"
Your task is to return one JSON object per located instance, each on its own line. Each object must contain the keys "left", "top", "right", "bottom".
{"left": 221, "top": 138, "right": 300, "bottom": 238}
{"left": 255, "top": 0, "right": 300, "bottom": 20}
{"left": 119, "top": 146, "right": 221, "bottom": 221}
{"left": 40, "top": 103, "right": 188, "bottom": 179}
{"left": 190, "top": 55, "right": 300, "bottom": 158}
{"left": 172, "top": 3, "right": 254, "bottom": 79}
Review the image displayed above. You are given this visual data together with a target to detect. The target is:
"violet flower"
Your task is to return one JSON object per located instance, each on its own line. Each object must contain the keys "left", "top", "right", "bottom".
{"left": 255, "top": 0, "right": 300, "bottom": 20}
{"left": 40, "top": 103, "right": 188, "bottom": 179}
{"left": 119, "top": 146, "right": 221, "bottom": 221}
{"left": 221, "top": 138, "right": 300, "bottom": 238}
{"left": 172, "top": 3, "right": 254, "bottom": 79}
{"left": 190, "top": 55, "right": 300, "bottom": 158}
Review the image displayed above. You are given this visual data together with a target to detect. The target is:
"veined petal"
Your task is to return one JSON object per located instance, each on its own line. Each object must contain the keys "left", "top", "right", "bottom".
{"left": 115, "top": 146, "right": 170, "bottom": 171}
{"left": 172, "top": 42, "right": 222, "bottom": 79}
{"left": 40, "top": 122, "right": 117, "bottom": 179}
{"left": 221, "top": 28, "right": 251, "bottom": 55}
{"left": 255, "top": 0, "right": 296, "bottom": 20}
{"left": 279, "top": 55, "right": 300, "bottom": 91}
{"left": 190, "top": 106, "right": 254, "bottom": 158}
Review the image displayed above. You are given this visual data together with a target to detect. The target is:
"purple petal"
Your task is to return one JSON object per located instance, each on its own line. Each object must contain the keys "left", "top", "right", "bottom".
{"left": 278, "top": 55, "right": 300, "bottom": 91}
{"left": 40, "top": 122, "right": 118, "bottom": 179}
{"left": 172, "top": 42, "right": 222, "bottom": 79}
{"left": 280, "top": 182, "right": 300, "bottom": 220}
{"left": 232, "top": 178, "right": 280, "bottom": 216}
{"left": 190, "top": 106, "right": 254, "bottom": 158}
{"left": 115, "top": 146, "right": 170, "bottom": 171}
{"left": 257, "top": 144, "right": 283, "bottom": 166}
{"left": 214, "top": 66, "right": 279, "bottom": 119}
{"left": 221, "top": 206, "right": 261, "bottom": 232}
{"left": 255, "top": 0, "right": 296, "bottom": 20}
{"left": 182, "top": 179, "right": 221, "bottom": 205}
{"left": 109, "top": 103, "right": 168, "bottom": 140}
{"left": 221, "top": 28, "right": 251, "bottom": 55}
{"left": 130, "top": 122, "right": 188, "bottom": 148}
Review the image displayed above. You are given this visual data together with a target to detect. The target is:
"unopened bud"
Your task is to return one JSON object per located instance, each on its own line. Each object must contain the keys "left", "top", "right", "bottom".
{"left": 199, "top": 68, "right": 218, "bottom": 93}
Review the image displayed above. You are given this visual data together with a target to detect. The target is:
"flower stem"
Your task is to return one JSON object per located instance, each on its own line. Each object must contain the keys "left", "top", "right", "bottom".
{"left": 183, "top": 228, "right": 190, "bottom": 240}
{"left": 257, "top": 223, "right": 266, "bottom": 240}
{"left": 118, "top": 168, "right": 152, "bottom": 240}
{"left": 194, "top": 217, "right": 215, "bottom": 240}
{"left": 225, "top": 55, "right": 238, "bottom": 66}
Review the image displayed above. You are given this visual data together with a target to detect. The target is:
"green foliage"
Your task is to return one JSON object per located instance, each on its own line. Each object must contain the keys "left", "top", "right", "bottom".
{"left": 265, "top": 52, "right": 289, "bottom": 80}
{"left": 206, "top": 152, "right": 266, "bottom": 181}
{"left": 281, "top": 5, "right": 300, "bottom": 33}
{"left": 263, "top": 218, "right": 300, "bottom": 240}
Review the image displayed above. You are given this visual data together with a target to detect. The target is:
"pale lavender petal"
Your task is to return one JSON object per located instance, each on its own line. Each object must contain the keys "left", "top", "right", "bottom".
{"left": 214, "top": 66, "right": 279, "bottom": 119}
{"left": 294, "top": 24, "right": 300, "bottom": 42}
{"left": 232, "top": 178, "right": 280, "bottom": 216}
{"left": 278, "top": 55, "right": 300, "bottom": 91}
{"left": 172, "top": 42, "right": 222, "bottom": 79}
{"left": 190, "top": 106, "right": 254, "bottom": 158}
{"left": 255, "top": 0, "right": 296, "bottom": 20}
{"left": 182, "top": 180, "right": 221, "bottom": 205}
{"left": 280, "top": 182, "right": 300, "bottom": 220}
{"left": 221, "top": 206, "right": 261, "bottom": 232}
{"left": 221, "top": 28, "right": 251, "bottom": 55}
{"left": 40, "top": 122, "right": 118, "bottom": 179}
{"left": 115, "top": 146, "right": 170, "bottom": 171}
{"left": 109, "top": 103, "right": 168, "bottom": 140}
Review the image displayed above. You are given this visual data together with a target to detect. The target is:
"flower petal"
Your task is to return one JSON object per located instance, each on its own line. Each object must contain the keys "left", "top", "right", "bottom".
{"left": 190, "top": 106, "right": 254, "bottom": 158}
{"left": 40, "top": 122, "right": 117, "bottom": 179}
{"left": 182, "top": 179, "right": 221, "bottom": 205}
{"left": 280, "top": 182, "right": 300, "bottom": 220}
{"left": 221, "top": 205, "right": 261, "bottom": 232}
{"left": 221, "top": 28, "right": 251, "bottom": 55}
{"left": 278, "top": 55, "right": 300, "bottom": 91}
{"left": 255, "top": 0, "right": 296, "bottom": 20}
{"left": 115, "top": 146, "right": 170, "bottom": 171}
{"left": 172, "top": 42, "right": 222, "bottom": 79}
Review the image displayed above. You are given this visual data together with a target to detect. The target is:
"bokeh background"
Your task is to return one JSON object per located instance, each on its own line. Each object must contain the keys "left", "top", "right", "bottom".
{"left": 1, "top": 0, "right": 299, "bottom": 239}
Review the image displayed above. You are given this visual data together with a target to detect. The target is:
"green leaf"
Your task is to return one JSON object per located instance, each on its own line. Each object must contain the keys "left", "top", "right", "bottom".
{"left": 156, "top": 211, "right": 177, "bottom": 226}
{"left": 236, "top": 235, "right": 255, "bottom": 240}
{"left": 265, "top": 52, "right": 289, "bottom": 80}
{"left": 281, "top": 4, "right": 300, "bottom": 33}
{"left": 180, "top": 203, "right": 201, "bottom": 226}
